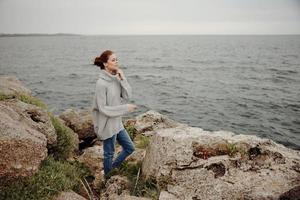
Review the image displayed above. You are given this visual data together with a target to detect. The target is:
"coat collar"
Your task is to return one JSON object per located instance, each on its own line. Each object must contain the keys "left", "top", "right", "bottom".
{"left": 98, "top": 70, "right": 118, "bottom": 82}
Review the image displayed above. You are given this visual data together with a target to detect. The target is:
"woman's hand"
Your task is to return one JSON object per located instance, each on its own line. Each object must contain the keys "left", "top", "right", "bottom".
{"left": 116, "top": 68, "right": 125, "bottom": 81}
{"left": 127, "top": 104, "right": 138, "bottom": 112}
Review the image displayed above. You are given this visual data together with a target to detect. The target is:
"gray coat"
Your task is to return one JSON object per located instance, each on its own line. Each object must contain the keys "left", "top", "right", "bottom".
{"left": 91, "top": 69, "right": 132, "bottom": 140}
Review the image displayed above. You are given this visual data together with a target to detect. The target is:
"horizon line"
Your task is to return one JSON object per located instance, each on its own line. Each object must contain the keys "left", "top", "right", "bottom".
{"left": 1, "top": 32, "right": 300, "bottom": 36}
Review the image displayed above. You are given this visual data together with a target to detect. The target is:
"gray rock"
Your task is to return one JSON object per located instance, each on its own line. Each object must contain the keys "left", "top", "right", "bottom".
{"left": 159, "top": 191, "right": 180, "bottom": 200}
{"left": 77, "top": 145, "right": 104, "bottom": 189}
{"left": 0, "top": 99, "right": 52, "bottom": 181}
{"left": 142, "top": 126, "right": 300, "bottom": 200}
{"left": 100, "top": 175, "right": 130, "bottom": 199}
{"left": 77, "top": 145, "right": 104, "bottom": 174}
{"left": 125, "top": 110, "right": 188, "bottom": 136}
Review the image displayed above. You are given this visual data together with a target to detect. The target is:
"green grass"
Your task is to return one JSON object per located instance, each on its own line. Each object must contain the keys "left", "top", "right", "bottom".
{"left": 126, "top": 125, "right": 137, "bottom": 141}
{"left": 193, "top": 141, "right": 248, "bottom": 159}
{"left": 0, "top": 92, "right": 12, "bottom": 101}
{"left": 227, "top": 143, "right": 238, "bottom": 157}
{"left": 134, "top": 134, "right": 150, "bottom": 149}
{"left": 226, "top": 143, "right": 247, "bottom": 157}
{"left": 48, "top": 113, "right": 77, "bottom": 161}
{"left": 0, "top": 91, "right": 47, "bottom": 110}
{"left": 125, "top": 124, "right": 150, "bottom": 149}
{"left": 15, "top": 92, "right": 48, "bottom": 110}
{"left": 0, "top": 155, "right": 92, "bottom": 200}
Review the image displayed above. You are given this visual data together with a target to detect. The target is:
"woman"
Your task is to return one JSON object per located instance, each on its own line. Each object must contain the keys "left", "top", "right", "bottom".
{"left": 92, "top": 50, "right": 138, "bottom": 177}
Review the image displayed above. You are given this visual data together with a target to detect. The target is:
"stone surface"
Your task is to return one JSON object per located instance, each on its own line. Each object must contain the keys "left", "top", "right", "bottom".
{"left": 109, "top": 194, "right": 151, "bottom": 200}
{"left": 0, "top": 99, "right": 51, "bottom": 181}
{"left": 51, "top": 190, "right": 87, "bottom": 200}
{"left": 100, "top": 175, "right": 130, "bottom": 199}
{"left": 2, "top": 99, "right": 56, "bottom": 144}
{"left": 100, "top": 175, "right": 152, "bottom": 200}
{"left": 77, "top": 145, "right": 104, "bottom": 189}
{"left": 59, "top": 109, "right": 95, "bottom": 140}
{"left": 159, "top": 191, "right": 180, "bottom": 200}
{"left": 127, "top": 148, "right": 146, "bottom": 164}
{"left": 77, "top": 145, "right": 104, "bottom": 174}
{"left": 142, "top": 126, "right": 300, "bottom": 200}
{"left": 125, "top": 110, "right": 188, "bottom": 136}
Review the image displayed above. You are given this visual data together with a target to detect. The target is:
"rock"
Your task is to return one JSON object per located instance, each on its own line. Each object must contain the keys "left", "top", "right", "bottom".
{"left": 100, "top": 175, "right": 130, "bottom": 199}
{"left": 142, "top": 126, "right": 300, "bottom": 200}
{"left": 0, "top": 75, "right": 31, "bottom": 96}
{"left": 77, "top": 145, "right": 104, "bottom": 173}
{"left": 125, "top": 110, "right": 188, "bottom": 136}
{"left": 279, "top": 185, "right": 300, "bottom": 200}
{"left": 127, "top": 148, "right": 146, "bottom": 164}
{"left": 109, "top": 194, "right": 151, "bottom": 200}
{"left": 59, "top": 109, "right": 95, "bottom": 139}
{"left": 77, "top": 145, "right": 104, "bottom": 189}
{"left": 159, "top": 191, "right": 180, "bottom": 200}
{"left": 51, "top": 190, "right": 87, "bottom": 200}
{"left": 0, "top": 99, "right": 50, "bottom": 181}
{"left": 2, "top": 99, "right": 56, "bottom": 145}
{"left": 0, "top": 75, "right": 56, "bottom": 145}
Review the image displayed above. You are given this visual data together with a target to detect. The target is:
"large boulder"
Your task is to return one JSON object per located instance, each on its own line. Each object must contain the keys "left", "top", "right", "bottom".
{"left": 1, "top": 99, "right": 56, "bottom": 145}
{"left": 0, "top": 99, "right": 53, "bottom": 181}
{"left": 142, "top": 126, "right": 300, "bottom": 200}
{"left": 59, "top": 109, "right": 95, "bottom": 139}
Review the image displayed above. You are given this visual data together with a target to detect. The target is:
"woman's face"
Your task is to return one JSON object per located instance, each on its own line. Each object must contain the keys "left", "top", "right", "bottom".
{"left": 105, "top": 53, "right": 119, "bottom": 71}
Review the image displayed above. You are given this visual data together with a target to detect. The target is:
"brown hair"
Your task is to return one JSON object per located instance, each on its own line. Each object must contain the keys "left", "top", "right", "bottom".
{"left": 94, "top": 50, "right": 114, "bottom": 70}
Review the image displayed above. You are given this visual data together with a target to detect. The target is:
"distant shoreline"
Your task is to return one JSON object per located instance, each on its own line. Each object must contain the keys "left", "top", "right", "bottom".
{"left": 1, "top": 33, "right": 300, "bottom": 37}
{"left": 0, "top": 33, "right": 82, "bottom": 37}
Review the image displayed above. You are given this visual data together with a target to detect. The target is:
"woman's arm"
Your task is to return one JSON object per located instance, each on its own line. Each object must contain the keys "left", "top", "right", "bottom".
{"left": 120, "top": 77, "right": 132, "bottom": 100}
{"left": 95, "top": 82, "right": 129, "bottom": 117}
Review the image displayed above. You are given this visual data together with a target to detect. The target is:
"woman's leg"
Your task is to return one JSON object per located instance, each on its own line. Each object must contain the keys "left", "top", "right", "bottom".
{"left": 103, "top": 134, "right": 116, "bottom": 175}
{"left": 112, "top": 128, "right": 135, "bottom": 168}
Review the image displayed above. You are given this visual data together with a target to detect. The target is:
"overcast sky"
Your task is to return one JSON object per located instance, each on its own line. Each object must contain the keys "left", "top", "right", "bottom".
{"left": 0, "top": 0, "right": 299, "bottom": 35}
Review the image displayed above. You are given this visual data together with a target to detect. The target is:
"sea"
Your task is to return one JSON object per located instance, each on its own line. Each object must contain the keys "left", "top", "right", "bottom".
{"left": 0, "top": 35, "right": 299, "bottom": 150}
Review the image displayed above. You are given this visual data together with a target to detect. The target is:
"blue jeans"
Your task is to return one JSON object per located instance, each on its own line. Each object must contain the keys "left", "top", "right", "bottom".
{"left": 103, "top": 128, "right": 135, "bottom": 175}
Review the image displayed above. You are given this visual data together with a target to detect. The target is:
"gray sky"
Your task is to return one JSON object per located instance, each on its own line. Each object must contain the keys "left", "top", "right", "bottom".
{"left": 0, "top": 0, "right": 299, "bottom": 35}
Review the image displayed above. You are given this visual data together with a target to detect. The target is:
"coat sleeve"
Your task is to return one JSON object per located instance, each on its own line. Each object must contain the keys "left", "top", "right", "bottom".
{"left": 120, "top": 76, "right": 132, "bottom": 100}
{"left": 95, "top": 82, "right": 129, "bottom": 117}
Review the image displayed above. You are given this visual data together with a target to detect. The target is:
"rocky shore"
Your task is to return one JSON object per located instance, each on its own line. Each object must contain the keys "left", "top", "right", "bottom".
{"left": 0, "top": 75, "right": 299, "bottom": 200}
